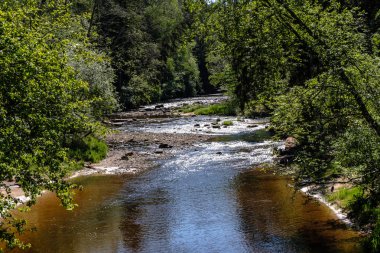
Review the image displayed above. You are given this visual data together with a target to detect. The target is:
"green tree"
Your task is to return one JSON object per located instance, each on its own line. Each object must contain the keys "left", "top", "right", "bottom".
{"left": 186, "top": 0, "right": 380, "bottom": 250}
{"left": 0, "top": 1, "right": 116, "bottom": 250}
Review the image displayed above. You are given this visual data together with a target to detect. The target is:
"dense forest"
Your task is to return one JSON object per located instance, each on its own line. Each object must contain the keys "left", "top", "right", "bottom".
{"left": 2, "top": 0, "right": 380, "bottom": 251}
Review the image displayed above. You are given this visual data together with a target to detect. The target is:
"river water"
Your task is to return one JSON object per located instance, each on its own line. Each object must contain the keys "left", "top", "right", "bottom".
{"left": 12, "top": 111, "right": 363, "bottom": 252}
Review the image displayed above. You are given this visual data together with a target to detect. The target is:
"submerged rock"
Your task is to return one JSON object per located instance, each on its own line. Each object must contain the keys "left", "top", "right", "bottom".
{"left": 121, "top": 152, "right": 134, "bottom": 160}
{"left": 159, "top": 143, "right": 173, "bottom": 149}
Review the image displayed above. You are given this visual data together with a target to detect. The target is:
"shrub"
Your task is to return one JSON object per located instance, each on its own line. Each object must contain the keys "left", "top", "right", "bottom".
{"left": 68, "top": 136, "right": 108, "bottom": 164}
{"left": 222, "top": 120, "right": 233, "bottom": 126}
{"left": 327, "top": 187, "right": 362, "bottom": 209}
{"left": 179, "top": 102, "right": 237, "bottom": 116}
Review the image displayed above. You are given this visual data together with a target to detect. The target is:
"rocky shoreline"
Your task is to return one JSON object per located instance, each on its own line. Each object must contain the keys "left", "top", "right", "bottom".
{"left": 2, "top": 96, "right": 227, "bottom": 202}
{"left": 71, "top": 130, "right": 210, "bottom": 178}
{"left": 3, "top": 95, "right": 356, "bottom": 232}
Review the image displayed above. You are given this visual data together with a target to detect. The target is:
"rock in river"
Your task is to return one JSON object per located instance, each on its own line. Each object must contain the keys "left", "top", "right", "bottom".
{"left": 159, "top": 143, "right": 173, "bottom": 149}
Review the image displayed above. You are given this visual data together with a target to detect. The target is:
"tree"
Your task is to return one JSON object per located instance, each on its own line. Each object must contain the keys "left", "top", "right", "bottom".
{"left": 186, "top": 0, "right": 380, "bottom": 250}
{"left": 96, "top": 0, "right": 202, "bottom": 109}
{"left": 0, "top": 1, "right": 116, "bottom": 250}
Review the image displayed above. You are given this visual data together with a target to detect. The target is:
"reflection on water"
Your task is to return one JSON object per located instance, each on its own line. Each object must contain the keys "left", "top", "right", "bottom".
{"left": 10, "top": 120, "right": 363, "bottom": 253}
{"left": 209, "top": 128, "right": 273, "bottom": 143}
{"left": 120, "top": 202, "right": 143, "bottom": 251}
{"left": 235, "top": 171, "right": 362, "bottom": 253}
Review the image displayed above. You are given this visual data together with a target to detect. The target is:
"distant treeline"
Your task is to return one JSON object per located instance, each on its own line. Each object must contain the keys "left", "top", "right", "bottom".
{"left": 86, "top": 0, "right": 218, "bottom": 108}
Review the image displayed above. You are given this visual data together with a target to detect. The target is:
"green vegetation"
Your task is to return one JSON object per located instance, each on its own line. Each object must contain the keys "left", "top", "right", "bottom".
{"left": 0, "top": 0, "right": 218, "bottom": 250}
{"left": 93, "top": 0, "right": 216, "bottom": 108}
{"left": 179, "top": 102, "right": 236, "bottom": 116}
{"left": 3, "top": 0, "right": 380, "bottom": 251}
{"left": 0, "top": 1, "right": 117, "bottom": 250}
{"left": 327, "top": 187, "right": 362, "bottom": 209}
{"left": 68, "top": 137, "right": 108, "bottom": 164}
{"left": 222, "top": 121, "right": 234, "bottom": 126}
{"left": 185, "top": 0, "right": 380, "bottom": 250}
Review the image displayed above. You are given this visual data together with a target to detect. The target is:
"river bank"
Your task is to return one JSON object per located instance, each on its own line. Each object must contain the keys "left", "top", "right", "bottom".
{"left": 5, "top": 95, "right": 354, "bottom": 227}
{"left": 5, "top": 95, "right": 365, "bottom": 253}
{"left": 2, "top": 96, "right": 227, "bottom": 203}
{"left": 71, "top": 95, "right": 229, "bottom": 178}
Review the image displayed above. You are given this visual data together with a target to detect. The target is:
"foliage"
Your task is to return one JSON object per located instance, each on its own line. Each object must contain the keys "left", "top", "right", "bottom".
{"left": 222, "top": 121, "right": 233, "bottom": 126}
{"left": 0, "top": 0, "right": 116, "bottom": 250}
{"left": 96, "top": 0, "right": 203, "bottom": 109}
{"left": 4, "top": 0, "right": 380, "bottom": 250}
{"left": 180, "top": 102, "right": 236, "bottom": 116}
{"left": 327, "top": 187, "right": 362, "bottom": 209}
{"left": 162, "top": 43, "right": 200, "bottom": 99}
{"left": 68, "top": 136, "right": 108, "bottom": 163}
{"left": 185, "top": 0, "right": 380, "bottom": 250}
{"left": 68, "top": 47, "right": 118, "bottom": 118}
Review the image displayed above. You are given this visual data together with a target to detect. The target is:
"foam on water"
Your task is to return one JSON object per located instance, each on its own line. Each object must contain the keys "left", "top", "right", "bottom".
{"left": 124, "top": 116, "right": 269, "bottom": 136}
{"left": 141, "top": 95, "right": 228, "bottom": 110}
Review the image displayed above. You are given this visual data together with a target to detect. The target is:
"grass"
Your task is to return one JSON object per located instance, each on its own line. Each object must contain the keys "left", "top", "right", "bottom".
{"left": 222, "top": 120, "right": 233, "bottom": 126}
{"left": 179, "top": 102, "right": 236, "bottom": 116}
{"left": 179, "top": 104, "right": 205, "bottom": 113}
{"left": 327, "top": 186, "right": 362, "bottom": 209}
{"left": 68, "top": 136, "right": 108, "bottom": 164}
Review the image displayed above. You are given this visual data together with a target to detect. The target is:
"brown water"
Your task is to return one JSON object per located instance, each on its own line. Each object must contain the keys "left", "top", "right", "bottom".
{"left": 10, "top": 117, "right": 363, "bottom": 253}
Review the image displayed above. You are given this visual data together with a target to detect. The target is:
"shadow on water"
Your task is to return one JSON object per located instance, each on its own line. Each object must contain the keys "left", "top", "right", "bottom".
{"left": 209, "top": 129, "right": 273, "bottom": 143}
{"left": 234, "top": 170, "right": 363, "bottom": 253}
{"left": 119, "top": 202, "right": 143, "bottom": 251}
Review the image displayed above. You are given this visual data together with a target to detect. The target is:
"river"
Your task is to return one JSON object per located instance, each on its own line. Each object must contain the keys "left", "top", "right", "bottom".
{"left": 12, "top": 101, "right": 363, "bottom": 253}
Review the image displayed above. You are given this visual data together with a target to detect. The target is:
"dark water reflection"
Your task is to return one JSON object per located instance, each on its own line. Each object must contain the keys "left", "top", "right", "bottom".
{"left": 11, "top": 130, "right": 363, "bottom": 253}
{"left": 235, "top": 171, "right": 362, "bottom": 252}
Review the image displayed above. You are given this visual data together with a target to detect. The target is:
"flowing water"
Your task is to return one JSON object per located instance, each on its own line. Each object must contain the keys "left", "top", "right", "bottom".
{"left": 11, "top": 108, "right": 363, "bottom": 252}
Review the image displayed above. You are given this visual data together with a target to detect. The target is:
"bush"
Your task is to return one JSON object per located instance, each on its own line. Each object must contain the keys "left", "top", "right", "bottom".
{"left": 327, "top": 187, "right": 362, "bottom": 209}
{"left": 68, "top": 136, "right": 108, "bottom": 164}
{"left": 179, "top": 102, "right": 237, "bottom": 116}
{"left": 222, "top": 120, "right": 233, "bottom": 126}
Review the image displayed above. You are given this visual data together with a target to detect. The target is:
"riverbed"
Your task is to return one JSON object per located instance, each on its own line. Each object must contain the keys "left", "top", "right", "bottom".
{"left": 11, "top": 98, "right": 363, "bottom": 253}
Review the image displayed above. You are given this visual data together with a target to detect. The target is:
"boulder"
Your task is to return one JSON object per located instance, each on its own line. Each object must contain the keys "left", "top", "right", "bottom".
{"left": 121, "top": 152, "right": 134, "bottom": 160}
{"left": 285, "top": 137, "right": 298, "bottom": 151}
{"left": 274, "top": 137, "right": 299, "bottom": 165}
{"left": 274, "top": 155, "right": 294, "bottom": 165}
